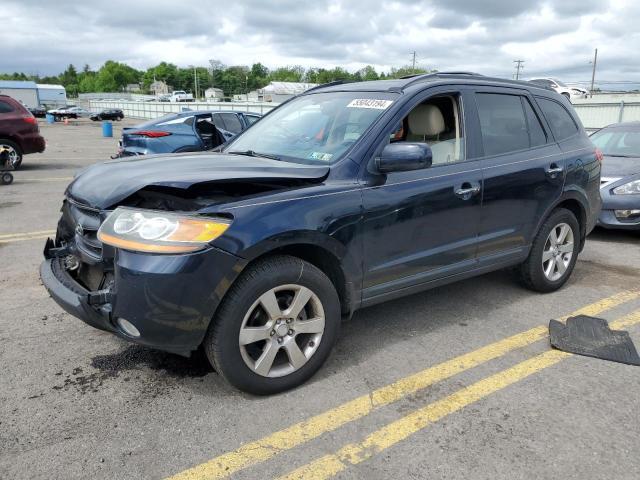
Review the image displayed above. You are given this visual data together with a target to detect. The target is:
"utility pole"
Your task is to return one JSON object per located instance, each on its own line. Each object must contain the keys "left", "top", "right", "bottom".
{"left": 411, "top": 51, "right": 417, "bottom": 73}
{"left": 193, "top": 66, "right": 199, "bottom": 100}
{"left": 513, "top": 59, "right": 524, "bottom": 80}
{"left": 590, "top": 48, "right": 598, "bottom": 98}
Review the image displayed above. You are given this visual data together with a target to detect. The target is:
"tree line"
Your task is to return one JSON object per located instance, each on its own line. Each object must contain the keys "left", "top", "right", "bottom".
{"left": 0, "top": 60, "right": 435, "bottom": 98}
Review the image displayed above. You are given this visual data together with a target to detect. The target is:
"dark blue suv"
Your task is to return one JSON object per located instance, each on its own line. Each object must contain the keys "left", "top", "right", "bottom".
{"left": 40, "top": 73, "right": 601, "bottom": 394}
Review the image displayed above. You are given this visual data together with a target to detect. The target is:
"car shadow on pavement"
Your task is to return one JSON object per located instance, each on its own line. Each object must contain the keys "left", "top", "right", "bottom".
{"left": 588, "top": 227, "right": 640, "bottom": 244}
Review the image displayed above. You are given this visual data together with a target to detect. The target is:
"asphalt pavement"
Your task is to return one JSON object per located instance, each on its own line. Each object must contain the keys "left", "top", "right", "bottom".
{"left": 1, "top": 118, "right": 639, "bottom": 480}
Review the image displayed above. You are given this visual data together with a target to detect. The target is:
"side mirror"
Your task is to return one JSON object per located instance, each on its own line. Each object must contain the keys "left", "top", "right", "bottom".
{"left": 376, "top": 142, "right": 432, "bottom": 173}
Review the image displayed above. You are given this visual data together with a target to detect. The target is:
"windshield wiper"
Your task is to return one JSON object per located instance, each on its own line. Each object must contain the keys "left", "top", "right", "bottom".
{"left": 228, "top": 150, "right": 281, "bottom": 161}
{"left": 604, "top": 153, "right": 635, "bottom": 158}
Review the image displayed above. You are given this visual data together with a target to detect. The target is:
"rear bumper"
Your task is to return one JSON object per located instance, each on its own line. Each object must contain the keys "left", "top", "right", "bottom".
{"left": 21, "top": 133, "right": 45, "bottom": 154}
{"left": 41, "top": 241, "right": 245, "bottom": 356}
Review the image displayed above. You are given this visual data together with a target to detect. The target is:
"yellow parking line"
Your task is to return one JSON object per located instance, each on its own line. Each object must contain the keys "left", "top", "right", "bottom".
{"left": 278, "top": 309, "right": 640, "bottom": 480}
{"left": 165, "top": 290, "right": 639, "bottom": 480}
{"left": 0, "top": 230, "right": 55, "bottom": 243}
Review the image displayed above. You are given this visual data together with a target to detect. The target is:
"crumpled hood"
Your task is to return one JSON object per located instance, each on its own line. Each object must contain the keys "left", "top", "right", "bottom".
{"left": 601, "top": 155, "right": 640, "bottom": 178}
{"left": 67, "top": 152, "right": 329, "bottom": 209}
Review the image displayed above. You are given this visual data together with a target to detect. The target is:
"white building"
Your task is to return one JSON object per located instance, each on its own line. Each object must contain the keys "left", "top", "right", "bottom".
{"left": 0, "top": 80, "right": 40, "bottom": 107}
{"left": 150, "top": 80, "right": 169, "bottom": 96}
{"left": 234, "top": 82, "right": 319, "bottom": 103}
{"left": 36, "top": 84, "right": 67, "bottom": 107}
{"left": 0, "top": 81, "right": 67, "bottom": 108}
{"left": 205, "top": 87, "right": 224, "bottom": 100}
{"left": 259, "top": 82, "right": 318, "bottom": 102}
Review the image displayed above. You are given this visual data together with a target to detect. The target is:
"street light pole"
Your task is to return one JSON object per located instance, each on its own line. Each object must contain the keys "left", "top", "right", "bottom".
{"left": 589, "top": 48, "right": 598, "bottom": 98}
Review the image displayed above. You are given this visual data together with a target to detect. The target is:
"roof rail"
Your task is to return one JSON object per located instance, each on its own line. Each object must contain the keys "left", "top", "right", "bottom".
{"left": 401, "top": 71, "right": 484, "bottom": 90}
{"left": 303, "top": 80, "right": 352, "bottom": 94}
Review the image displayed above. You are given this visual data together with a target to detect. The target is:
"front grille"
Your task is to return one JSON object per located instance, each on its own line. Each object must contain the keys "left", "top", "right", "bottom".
{"left": 60, "top": 199, "right": 104, "bottom": 260}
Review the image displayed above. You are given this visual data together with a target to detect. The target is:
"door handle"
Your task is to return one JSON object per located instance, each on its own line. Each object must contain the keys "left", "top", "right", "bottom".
{"left": 454, "top": 183, "right": 481, "bottom": 199}
{"left": 545, "top": 164, "right": 564, "bottom": 177}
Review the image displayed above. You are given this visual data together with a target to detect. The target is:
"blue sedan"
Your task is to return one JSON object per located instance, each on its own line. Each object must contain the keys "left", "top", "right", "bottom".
{"left": 114, "top": 110, "right": 261, "bottom": 157}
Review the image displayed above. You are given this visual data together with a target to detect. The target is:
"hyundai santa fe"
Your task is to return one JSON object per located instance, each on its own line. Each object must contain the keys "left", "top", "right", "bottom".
{"left": 40, "top": 73, "right": 601, "bottom": 394}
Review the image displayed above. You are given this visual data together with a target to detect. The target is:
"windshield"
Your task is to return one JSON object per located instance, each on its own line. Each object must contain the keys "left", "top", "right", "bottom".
{"left": 224, "top": 91, "right": 398, "bottom": 164}
{"left": 591, "top": 128, "right": 640, "bottom": 158}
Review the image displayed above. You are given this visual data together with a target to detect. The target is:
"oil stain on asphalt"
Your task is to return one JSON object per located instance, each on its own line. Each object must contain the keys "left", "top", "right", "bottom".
{"left": 47, "top": 345, "right": 213, "bottom": 396}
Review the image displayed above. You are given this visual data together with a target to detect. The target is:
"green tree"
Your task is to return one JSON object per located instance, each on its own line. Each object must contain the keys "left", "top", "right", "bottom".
{"left": 269, "top": 66, "right": 304, "bottom": 82}
{"left": 93, "top": 61, "right": 141, "bottom": 92}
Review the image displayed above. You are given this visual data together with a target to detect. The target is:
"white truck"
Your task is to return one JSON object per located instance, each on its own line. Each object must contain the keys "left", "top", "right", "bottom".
{"left": 170, "top": 90, "right": 194, "bottom": 102}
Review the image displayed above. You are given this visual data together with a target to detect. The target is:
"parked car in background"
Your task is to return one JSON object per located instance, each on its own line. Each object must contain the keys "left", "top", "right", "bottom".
{"left": 90, "top": 109, "right": 124, "bottom": 121}
{"left": 0, "top": 94, "right": 45, "bottom": 169}
{"left": 115, "top": 110, "right": 261, "bottom": 157}
{"left": 48, "top": 106, "right": 91, "bottom": 120}
{"left": 41, "top": 73, "right": 601, "bottom": 394}
{"left": 170, "top": 90, "right": 194, "bottom": 102}
{"left": 569, "top": 86, "right": 589, "bottom": 99}
{"left": 528, "top": 78, "right": 576, "bottom": 100}
{"left": 590, "top": 121, "right": 640, "bottom": 230}
{"left": 28, "top": 105, "right": 47, "bottom": 118}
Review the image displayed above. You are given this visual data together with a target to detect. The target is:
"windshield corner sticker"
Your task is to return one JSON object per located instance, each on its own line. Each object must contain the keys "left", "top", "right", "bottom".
{"left": 347, "top": 99, "right": 393, "bottom": 110}
{"left": 308, "top": 152, "right": 334, "bottom": 161}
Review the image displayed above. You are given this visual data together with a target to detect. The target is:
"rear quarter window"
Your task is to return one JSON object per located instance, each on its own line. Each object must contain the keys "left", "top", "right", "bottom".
{"left": 0, "top": 100, "right": 14, "bottom": 113}
{"left": 536, "top": 97, "right": 579, "bottom": 141}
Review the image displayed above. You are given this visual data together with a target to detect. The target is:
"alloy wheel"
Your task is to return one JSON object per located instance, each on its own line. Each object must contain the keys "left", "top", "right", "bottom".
{"left": 542, "top": 222, "right": 574, "bottom": 281}
{"left": 239, "top": 284, "right": 325, "bottom": 378}
{"left": 0, "top": 144, "right": 20, "bottom": 168}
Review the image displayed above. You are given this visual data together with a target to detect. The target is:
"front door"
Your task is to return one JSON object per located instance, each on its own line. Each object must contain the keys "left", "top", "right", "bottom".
{"left": 360, "top": 87, "right": 483, "bottom": 304}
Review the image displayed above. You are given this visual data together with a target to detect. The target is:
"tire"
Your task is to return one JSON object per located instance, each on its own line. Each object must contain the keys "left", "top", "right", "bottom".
{"left": 0, "top": 139, "right": 23, "bottom": 169}
{"left": 519, "top": 208, "right": 580, "bottom": 292}
{"left": 1, "top": 172, "right": 13, "bottom": 185}
{"left": 204, "top": 255, "right": 341, "bottom": 395}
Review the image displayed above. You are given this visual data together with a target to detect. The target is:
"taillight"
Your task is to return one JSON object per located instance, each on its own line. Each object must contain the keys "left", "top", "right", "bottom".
{"left": 131, "top": 130, "right": 171, "bottom": 138}
{"left": 23, "top": 116, "right": 37, "bottom": 125}
{"left": 595, "top": 148, "right": 603, "bottom": 163}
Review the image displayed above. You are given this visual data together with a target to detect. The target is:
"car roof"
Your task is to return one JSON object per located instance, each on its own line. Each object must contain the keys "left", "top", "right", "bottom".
{"left": 306, "top": 72, "right": 554, "bottom": 96}
{"left": 602, "top": 121, "right": 640, "bottom": 130}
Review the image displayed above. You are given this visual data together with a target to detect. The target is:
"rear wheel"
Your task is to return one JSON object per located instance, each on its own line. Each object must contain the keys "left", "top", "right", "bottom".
{"left": 204, "top": 255, "right": 341, "bottom": 395}
{"left": 519, "top": 208, "right": 580, "bottom": 292}
{"left": 0, "top": 139, "right": 22, "bottom": 169}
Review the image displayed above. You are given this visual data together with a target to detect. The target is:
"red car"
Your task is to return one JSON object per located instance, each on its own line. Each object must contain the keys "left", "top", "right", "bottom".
{"left": 0, "top": 95, "right": 45, "bottom": 169}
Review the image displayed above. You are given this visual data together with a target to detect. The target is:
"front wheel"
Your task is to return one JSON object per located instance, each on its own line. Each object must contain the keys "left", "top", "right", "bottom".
{"left": 519, "top": 208, "right": 580, "bottom": 292}
{"left": 204, "top": 255, "right": 341, "bottom": 394}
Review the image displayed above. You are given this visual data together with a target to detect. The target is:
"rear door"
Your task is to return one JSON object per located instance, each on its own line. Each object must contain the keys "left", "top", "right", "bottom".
{"left": 468, "top": 87, "right": 564, "bottom": 263}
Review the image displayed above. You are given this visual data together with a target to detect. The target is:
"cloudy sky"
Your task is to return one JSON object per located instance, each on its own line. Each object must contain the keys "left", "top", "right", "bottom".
{"left": 2, "top": 0, "right": 639, "bottom": 87}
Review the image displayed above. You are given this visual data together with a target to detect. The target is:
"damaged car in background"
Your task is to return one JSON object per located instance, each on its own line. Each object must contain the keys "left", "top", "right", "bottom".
{"left": 114, "top": 110, "right": 262, "bottom": 158}
{"left": 40, "top": 73, "right": 601, "bottom": 394}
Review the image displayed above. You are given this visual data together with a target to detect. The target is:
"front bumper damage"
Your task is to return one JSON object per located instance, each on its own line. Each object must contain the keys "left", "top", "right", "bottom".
{"left": 41, "top": 232, "right": 244, "bottom": 357}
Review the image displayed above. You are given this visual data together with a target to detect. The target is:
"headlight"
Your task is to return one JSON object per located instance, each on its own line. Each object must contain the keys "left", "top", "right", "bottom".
{"left": 613, "top": 179, "right": 640, "bottom": 195}
{"left": 98, "top": 207, "right": 231, "bottom": 254}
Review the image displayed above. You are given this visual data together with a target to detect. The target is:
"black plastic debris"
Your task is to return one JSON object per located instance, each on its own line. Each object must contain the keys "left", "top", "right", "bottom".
{"left": 549, "top": 315, "right": 640, "bottom": 366}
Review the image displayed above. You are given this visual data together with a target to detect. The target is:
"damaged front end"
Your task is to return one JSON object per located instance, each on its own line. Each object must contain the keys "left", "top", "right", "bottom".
{"left": 40, "top": 152, "right": 329, "bottom": 355}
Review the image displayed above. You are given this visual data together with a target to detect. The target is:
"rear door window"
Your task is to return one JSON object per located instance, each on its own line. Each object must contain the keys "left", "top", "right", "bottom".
{"left": 535, "top": 97, "right": 579, "bottom": 141}
{"left": 219, "top": 113, "right": 243, "bottom": 134}
{"left": 0, "top": 101, "right": 14, "bottom": 113}
{"left": 211, "top": 113, "right": 225, "bottom": 130}
{"left": 476, "top": 93, "right": 530, "bottom": 156}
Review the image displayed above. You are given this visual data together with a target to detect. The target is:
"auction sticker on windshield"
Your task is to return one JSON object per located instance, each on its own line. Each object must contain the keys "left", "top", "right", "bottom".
{"left": 347, "top": 99, "right": 394, "bottom": 109}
